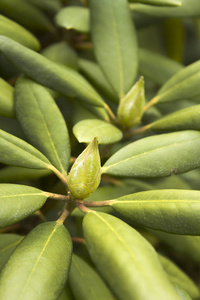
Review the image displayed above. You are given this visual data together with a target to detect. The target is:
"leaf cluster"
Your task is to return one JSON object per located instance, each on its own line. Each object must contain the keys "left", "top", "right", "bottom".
{"left": 0, "top": 0, "right": 200, "bottom": 299}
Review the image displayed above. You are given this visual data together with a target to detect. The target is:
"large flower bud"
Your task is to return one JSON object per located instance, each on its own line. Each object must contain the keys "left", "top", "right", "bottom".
{"left": 117, "top": 76, "right": 145, "bottom": 129}
{"left": 67, "top": 137, "right": 101, "bottom": 199}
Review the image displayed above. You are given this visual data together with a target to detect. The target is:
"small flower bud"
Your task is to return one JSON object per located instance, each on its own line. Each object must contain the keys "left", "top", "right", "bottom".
{"left": 117, "top": 76, "right": 145, "bottom": 129}
{"left": 67, "top": 137, "right": 101, "bottom": 199}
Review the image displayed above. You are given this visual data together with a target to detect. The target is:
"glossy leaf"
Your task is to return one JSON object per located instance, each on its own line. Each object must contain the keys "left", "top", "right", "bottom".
{"left": 90, "top": 0, "right": 138, "bottom": 98}
{"left": 79, "top": 59, "right": 117, "bottom": 102}
{"left": 158, "top": 254, "right": 199, "bottom": 299}
{"left": 0, "top": 234, "right": 23, "bottom": 271}
{"left": 0, "top": 129, "right": 51, "bottom": 169}
{"left": 0, "top": 15, "right": 40, "bottom": 51}
{"left": 69, "top": 254, "right": 115, "bottom": 300}
{"left": 150, "top": 104, "right": 200, "bottom": 131}
{"left": 111, "top": 189, "right": 200, "bottom": 234}
{"left": 102, "top": 131, "right": 200, "bottom": 177}
{"left": 0, "top": 0, "right": 54, "bottom": 32}
{"left": 139, "top": 48, "right": 183, "bottom": 85}
{"left": 0, "top": 36, "right": 105, "bottom": 108}
{"left": 73, "top": 119, "right": 123, "bottom": 144}
{"left": 55, "top": 7, "right": 89, "bottom": 33}
{"left": 0, "top": 184, "right": 48, "bottom": 228}
{"left": 15, "top": 77, "right": 70, "bottom": 175}
{"left": 0, "top": 166, "right": 52, "bottom": 183}
{"left": 0, "top": 78, "right": 14, "bottom": 118}
{"left": 83, "top": 212, "right": 179, "bottom": 300}
{"left": 130, "top": 0, "right": 200, "bottom": 17}
{"left": 153, "top": 60, "right": 200, "bottom": 104}
{"left": 129, "top": 0, "right": 181, "bottom": 5}
{"left": 42, "top": 42, "right": 78, "bottom": 70}
{"left": 0, "top": 221, "right": 72, "bottom": 300}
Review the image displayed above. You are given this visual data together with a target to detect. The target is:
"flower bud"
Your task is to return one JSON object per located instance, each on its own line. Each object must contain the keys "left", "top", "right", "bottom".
{"left": 117, "top": 76, "right": 145, "bottom": 129}
{"left": 67, "top": 137, "right": 101, "bottom": 199}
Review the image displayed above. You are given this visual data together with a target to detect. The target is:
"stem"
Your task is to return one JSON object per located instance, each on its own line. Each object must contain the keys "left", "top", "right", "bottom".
{"left": 57, "top": 208, "right": 70, "bottom": 224}
{"left": 143, "top": 96, "right": 159, "bottom": 113}
{"left": 46, "top": 192, "right": 70, "bottom": 202}
{"left": 76, "top": 201, "right": 94, "bottom": 213}
{"left": 105, "top": 104, "right": 118, "bottom": 124}
{"left": 84, "top": 200, "right": 114, "bottom": 207}
{"left": 101, "top": 174, "right": 124, "bottom": 186}
{"left": 73, "top": 42, "right": 92, "bottom": 50}
{"left": 124, "top": 123, "right": 152, "bottom": 139}
{"left": 72, "top": 237, "right": 86, "bottom": 245}
{"left": 34, "top": 210, "right": 46, "bottom": 222}
{"left": 48, "top": 165, "right": 68, "bottom": 186}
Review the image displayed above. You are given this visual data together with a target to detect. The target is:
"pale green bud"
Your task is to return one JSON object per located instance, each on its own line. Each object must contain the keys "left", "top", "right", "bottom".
{"left": 117, "top": 76, "right": 145, "bottom": 129}
{"left": 67, "top": 137, "right": 101, "bottom": 199}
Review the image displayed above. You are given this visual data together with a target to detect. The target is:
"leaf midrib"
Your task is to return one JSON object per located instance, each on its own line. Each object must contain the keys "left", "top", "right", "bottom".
{"left": 114, "top": 200, "right": 200, "bottom": 204}
{"left": 0, "top": 192, "right": 45, "bottom": 199}
{"left": 95, "top": 213, "right": 156, "bottom": 283}
{"left": 157, "top": 68, "right": 200, "bottom": 102}
{"left": 110, "top": 1, "right": 124, "bottom": 96}
{"left": 0, "top": 131, "right": 50, "bottom": 168}
{"left": 30, "top": 85, "right": 65, "bottom": 174}
{"left": 72, "top": 258, "right": 99, "bottom": 300}
{"left": 19, "top": 223, "right": 59, "bottom": 299}
{"left": 103, "top": 137, "right": 200, "bottom": 171}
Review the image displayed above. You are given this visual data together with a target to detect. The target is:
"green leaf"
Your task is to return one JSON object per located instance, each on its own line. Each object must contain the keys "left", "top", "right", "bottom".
{"left": 0, "top": 15, "right": 40, "bottom": 51}
{"left": 158, "top": 254, "right": 199, "bottom": 299}
{"left": 0, "top": 234, "right": 23, "bottom": 271}
{"left": 129, "top": 0, "right": 181, "bottom": 5}
{"left": 130, "top": 0, "right": 200, "bottom": 17}
{"left": 26, "top": 0, "right": 61, "bottom": 14}
{"left": 102, "top": 131, "right": 200, "bottom": 177}
{"left": 149, "top": 104, "right": 200, "bottom": 131}
{"left": 0, "top": 0, "right": 54, "bottom": 32}
{"left": 15, "top": 77, "right": 70, "bottom": 176}
{"left": 150, "top": 230, "right": 200, "bottom": 264}
{"left": 73, "top": 119, "right": 122, "bottom": 144}
{"left": 0, "top": 78, "right": 14, "bottom": 118}
{"left": 111, "top": 189, "right": 200, "bottom": 234}
{"left": 152, "top": 60, "right": 200, "bottom": 104}
{"left": 72, "top": 102, "right": 109, "bottom": 124}
{"left": 83, "top": 212, "right": 179, "bottom": 300}
{"left": 0, "top": 184, "right": 48, "bottom": 228}
{"left": 69, "top": 254, "right": 115, "bottom": 300}
{"left": 139, "top": 48, "right": 183, "bottom": 85}
{"left": 90, "top": 0, "right": 138, "bottom": 98}
{"left": 0, "top": 166, "right": 52, "bottom": 183}
{"left": 55, "top": 6, "right": 89, "bottom": 33}
{"left": 0, "top": 129, "right": 51, "bottom": 169}
{"left": 42, "top": 42, "right": 78, "bottom": 70}
{"left": 58, "top": 284, "right": 75, "bottom": 300}
{"left": 79, "top": 59, "right": 117, "bottom": 102}
{"left": 0, "top": 221, "right": 72, "bottom": 300}
{"left": 174, "top": 286, "right": 192, "bottom": 300}
{"left": 0, "top": 36, "right": 105, "bottom": 108}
